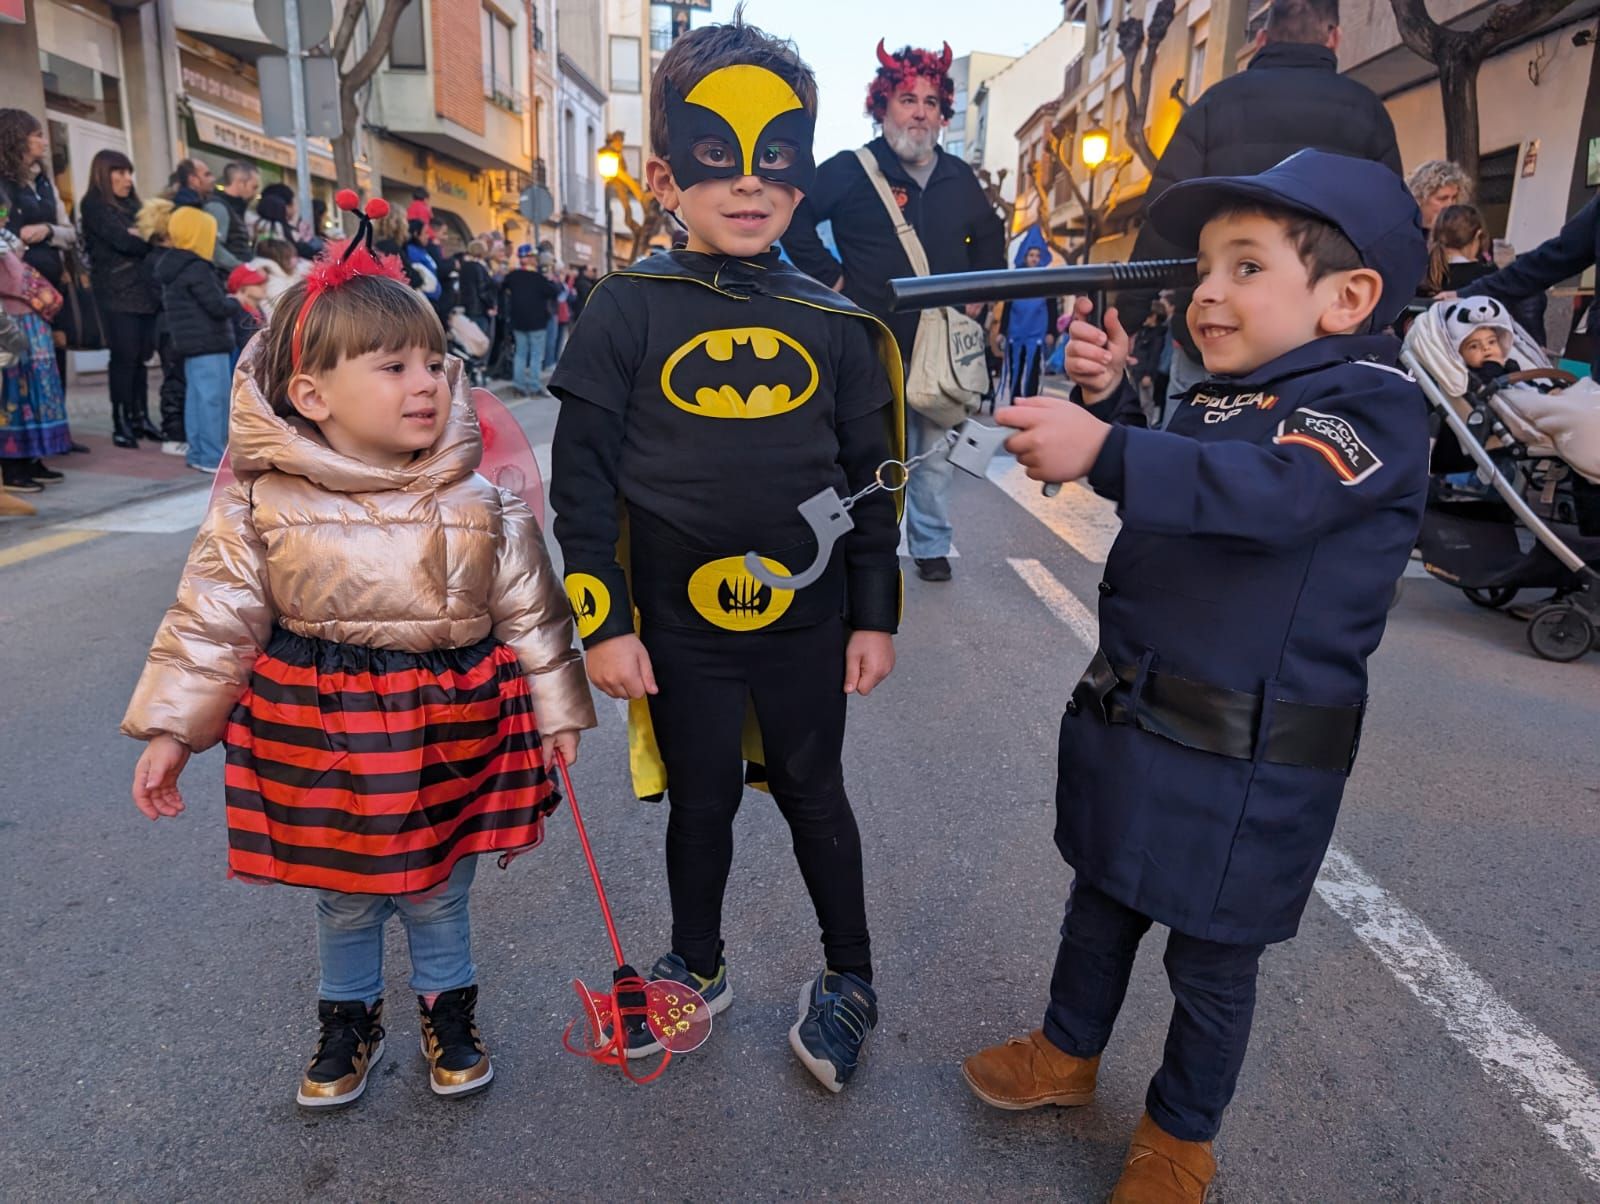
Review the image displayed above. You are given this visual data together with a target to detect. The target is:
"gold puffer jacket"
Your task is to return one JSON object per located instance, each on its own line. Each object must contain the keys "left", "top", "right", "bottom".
{"left": 122, "top": 340, "right": 595, "bottom": 751}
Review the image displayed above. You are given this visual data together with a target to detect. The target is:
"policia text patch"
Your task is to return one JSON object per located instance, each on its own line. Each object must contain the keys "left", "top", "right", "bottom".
{"left": 1273, "top": 408, "right": 1383, "bottom": 486}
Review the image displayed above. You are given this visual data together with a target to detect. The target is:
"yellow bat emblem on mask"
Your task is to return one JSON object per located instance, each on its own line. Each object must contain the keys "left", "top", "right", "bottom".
{"left": 660, "top": 327, "right": 820, "bottom": 419}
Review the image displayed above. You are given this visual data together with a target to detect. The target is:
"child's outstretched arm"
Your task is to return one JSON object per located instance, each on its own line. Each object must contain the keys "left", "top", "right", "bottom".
{"left": 834, "top": 320, "right": 899, "bottom": 697}
{"left": 123, "top": 482, "right": 274, "bottom": 816}
{"left": 996, "top": 298, "right": 1148, "bottom": 485}
{"left": 488, "top": 487, "right": 598, "bottom": 761}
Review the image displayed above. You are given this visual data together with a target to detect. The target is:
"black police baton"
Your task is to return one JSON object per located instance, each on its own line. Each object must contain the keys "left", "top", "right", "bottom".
{"left": 887, "top": 258, "right": 1198, "bottom": 495}
{"left": 886, "top": 258, "right": 1197, "bottom": 312}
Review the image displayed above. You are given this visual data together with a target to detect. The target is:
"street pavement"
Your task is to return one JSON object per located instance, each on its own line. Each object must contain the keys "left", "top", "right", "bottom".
{"left": 2, "top": 384, "right": 1597, "bottom": 1202}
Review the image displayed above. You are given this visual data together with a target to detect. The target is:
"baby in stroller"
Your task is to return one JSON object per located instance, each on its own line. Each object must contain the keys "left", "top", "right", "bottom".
{"left": 1403, "top": 298, "right": 1600, "bottom": 660}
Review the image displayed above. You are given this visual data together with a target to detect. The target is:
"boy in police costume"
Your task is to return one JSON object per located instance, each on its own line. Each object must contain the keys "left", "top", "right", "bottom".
{"left": 967, "top": 151, "right": 1430, "bottom": 1201}
{"left": 549, "top": 15, "right": 903, "bottom": 1093}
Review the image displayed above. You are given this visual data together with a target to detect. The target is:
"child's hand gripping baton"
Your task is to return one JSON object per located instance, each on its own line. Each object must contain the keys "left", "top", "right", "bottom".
{"left": 552, "top": 754, "right": 711, "bottom": 1084}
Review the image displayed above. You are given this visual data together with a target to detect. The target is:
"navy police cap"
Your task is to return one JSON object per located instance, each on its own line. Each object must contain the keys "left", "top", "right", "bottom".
{"left": 1147, "top": 149, "right": 1427, "bottom": 329}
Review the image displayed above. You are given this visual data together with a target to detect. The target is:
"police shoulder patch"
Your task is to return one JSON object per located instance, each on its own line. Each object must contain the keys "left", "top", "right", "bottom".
{"left": 1273, "top": 407, "right": 1383, "bottom": 486}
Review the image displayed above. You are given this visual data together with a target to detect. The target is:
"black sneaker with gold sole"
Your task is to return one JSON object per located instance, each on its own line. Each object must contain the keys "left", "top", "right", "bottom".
{"left": 419, "top": 986, "right": 493, "bottom": 1097}
{"left": 297, "top": 998, "right": 385, "bottom": 1110}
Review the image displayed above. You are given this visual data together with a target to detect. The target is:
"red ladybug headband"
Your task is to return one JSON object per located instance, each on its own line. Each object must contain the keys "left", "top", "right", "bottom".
{"left": 290, "top": 189, "right": 408, "bottom": 371}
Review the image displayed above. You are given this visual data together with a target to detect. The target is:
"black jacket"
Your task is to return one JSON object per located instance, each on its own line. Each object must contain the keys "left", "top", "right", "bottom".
{"left": 457, "top": 258, "right": 494, "bottom": 318}
{"left": 2, "top": 170, "right": 67, "bottom": 287}
{"left": 156, "top": 248, "right": 234, "bottom": 357}
{"left": 1462, "top": 194, "right": 1600, "bottom": 376}
{"left": 500, "top": 269, "right": 560, "bottom": 331}
{"left": 81, "top": 192, "right": 156, "bottom": 315}
{"left": 1126, "top": 42, "right": 1403, "bottom": 356}
{"left": 783, "top": 137, "right": 1007, "bottom": 357}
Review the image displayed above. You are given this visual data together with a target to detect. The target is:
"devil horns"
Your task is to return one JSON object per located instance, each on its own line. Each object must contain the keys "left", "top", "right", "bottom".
{"left": 875, "top": 39, "right": 955, "bottom": 72}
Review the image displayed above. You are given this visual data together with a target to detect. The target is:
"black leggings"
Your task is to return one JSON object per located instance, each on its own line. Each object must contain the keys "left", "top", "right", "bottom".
{"left": 641, "top": 618, "right": 871, "bottom": 980}
{"left": 104, "top": 310, "right": 156, "bottom": 421}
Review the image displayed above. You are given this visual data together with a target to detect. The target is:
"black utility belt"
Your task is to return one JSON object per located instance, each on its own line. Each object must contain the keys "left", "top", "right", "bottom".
{"left": 628, "top": 510, "right": 842, "bottom": 635}
{"left": 1070, "top": 649, "right": 1364, "bottom": 775}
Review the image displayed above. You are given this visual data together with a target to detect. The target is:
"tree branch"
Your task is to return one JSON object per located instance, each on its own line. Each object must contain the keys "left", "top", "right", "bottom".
{"left": 343, "top": 0, "right": 413, "bottom": 100}
{"left": 1466, "top": 0, "right": 1573, "bottom": 57}
{"left": 1387, "top": 0, "right": 1442, "bottom": 61}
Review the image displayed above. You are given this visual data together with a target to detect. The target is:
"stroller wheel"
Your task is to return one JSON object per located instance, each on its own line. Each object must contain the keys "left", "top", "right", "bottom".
{"left": 1526, "top": 605, "right": 1594, "bottom": 663}
{"left": 1463, "top": 586, "right": 1518, "bottom": 610}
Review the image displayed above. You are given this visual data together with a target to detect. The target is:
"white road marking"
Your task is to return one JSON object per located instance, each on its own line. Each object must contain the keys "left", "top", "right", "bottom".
{"left": 1316, "top": 848, "right": 1600, "bottom": 1183}
{"left": 987, "top": 457, "right": 1118, "bottom": 565}
{"left": 56, "top": 444, "right": 557, "bottom": 538}
{"left": 997, "top": 467, "right": 1600, "bottom": 1186}
{"left": 1006, "top": 558, "right": 1098, "bottom": 649}
{"left": 68, "top": 486, "right": 210, "bottom": 533}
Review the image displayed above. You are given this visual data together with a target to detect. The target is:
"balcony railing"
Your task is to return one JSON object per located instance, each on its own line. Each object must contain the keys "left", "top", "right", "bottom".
{"left": 531, "top": 158, "right": 547, "bottom": 187}
{"left": 485, "top": 75, "right": 526, "bottom": 114}
{"left": 649, "top": 26, "right": 672, "bottom": 51}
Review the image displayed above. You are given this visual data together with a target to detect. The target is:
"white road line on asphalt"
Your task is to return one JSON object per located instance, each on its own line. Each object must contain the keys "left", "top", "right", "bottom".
{"left": 54, "top": 444, "right": 558, "bottom": 538}
{"left": 998, "top": 476, "right": 1600, "bottom": 1187}
{"left": 1007, "top": 558, "right": 1098, "bottom": 648}
{"left": 987, "top": 457, "right": 1119, "bottom": 565}
{"left": 1316, "top": 848, "right": 1600, "bottom": 1183}
{"left": 68, "top": 486, "right": 210, "bottom": 533}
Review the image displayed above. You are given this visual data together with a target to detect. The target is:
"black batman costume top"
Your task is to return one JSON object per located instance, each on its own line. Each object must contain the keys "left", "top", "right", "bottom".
{"left": 549, "top": 248, "right": 904, "bottom": 648}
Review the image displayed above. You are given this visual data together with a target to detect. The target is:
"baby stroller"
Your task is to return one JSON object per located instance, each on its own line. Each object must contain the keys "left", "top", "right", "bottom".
{"left": 447, "top": 309, "right": 493, "bottom": 389}
{"left": 1402, "top": 300, "right": 1600, "bottom": 661}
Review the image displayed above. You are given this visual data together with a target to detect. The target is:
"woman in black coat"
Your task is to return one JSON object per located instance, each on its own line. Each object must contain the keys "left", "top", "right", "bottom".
{"left": 81, "top": 149, "right": 161, "bottom": 447}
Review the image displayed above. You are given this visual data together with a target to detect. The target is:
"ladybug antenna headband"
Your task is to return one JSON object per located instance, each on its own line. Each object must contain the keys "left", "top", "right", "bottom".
{"left": 290, "top": 190, "right": 408, "bottom": 371}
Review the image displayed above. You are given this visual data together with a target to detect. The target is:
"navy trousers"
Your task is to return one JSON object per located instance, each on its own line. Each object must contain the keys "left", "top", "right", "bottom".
{"left": 1043, "top": 879, "right": 1265, "bottom": 1142}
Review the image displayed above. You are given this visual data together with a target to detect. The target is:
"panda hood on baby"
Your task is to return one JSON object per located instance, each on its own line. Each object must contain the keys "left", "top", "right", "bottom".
{"left": 1440, "top": 296, "right": 1514, "bottom": 358}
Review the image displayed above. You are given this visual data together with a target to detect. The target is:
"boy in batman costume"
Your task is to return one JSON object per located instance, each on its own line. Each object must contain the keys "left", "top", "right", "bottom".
{"left": 549, "top": 16, "right": 904, "bottom": 1094}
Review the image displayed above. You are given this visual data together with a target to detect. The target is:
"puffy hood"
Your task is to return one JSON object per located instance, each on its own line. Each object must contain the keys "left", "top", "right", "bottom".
{"left": 227, "top": 335, "right": 483, "bottom": 494}
{"left": 1439, "top": 296, "right": 1514, "bottom": 358}
{"left": 168, "top": 206, "right": 217, "bottom": 261}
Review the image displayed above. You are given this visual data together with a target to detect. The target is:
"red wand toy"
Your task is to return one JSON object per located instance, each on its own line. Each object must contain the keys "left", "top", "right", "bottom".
{"left": 552, "top": 755, "right": 711, "bottom": 1083}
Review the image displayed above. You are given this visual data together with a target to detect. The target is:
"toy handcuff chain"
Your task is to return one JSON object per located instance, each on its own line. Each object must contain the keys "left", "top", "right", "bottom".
{"left": 744, "top": 418, "right": 1014, "bottom": 590}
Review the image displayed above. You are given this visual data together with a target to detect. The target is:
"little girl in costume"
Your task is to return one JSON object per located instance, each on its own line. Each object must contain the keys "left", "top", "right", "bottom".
{"left": 122, "top": 198, "right": 595, "bottom": 1110}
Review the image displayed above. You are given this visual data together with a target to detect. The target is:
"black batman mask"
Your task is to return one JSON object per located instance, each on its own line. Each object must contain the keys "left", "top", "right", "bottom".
{"left": 664, "top": 64, "right": 816, "bottom": 194}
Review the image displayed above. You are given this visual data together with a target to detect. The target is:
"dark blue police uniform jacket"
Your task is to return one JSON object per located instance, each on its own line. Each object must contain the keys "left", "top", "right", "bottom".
{"left": 1063, "top": 334, "right": 1428, "bottom": 945}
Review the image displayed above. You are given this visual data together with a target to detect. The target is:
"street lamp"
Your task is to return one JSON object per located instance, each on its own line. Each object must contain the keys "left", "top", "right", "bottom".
{"left": 1079, "top": 125, "right": 1109, "bottom": 260}
{"left": 596, "top": 147, "right": 621, "bottom": 271}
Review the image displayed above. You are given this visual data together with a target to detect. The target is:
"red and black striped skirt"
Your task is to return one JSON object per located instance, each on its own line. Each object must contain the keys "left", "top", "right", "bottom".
{"left": 223, "top": 628, "right": 559, "bottom": 895}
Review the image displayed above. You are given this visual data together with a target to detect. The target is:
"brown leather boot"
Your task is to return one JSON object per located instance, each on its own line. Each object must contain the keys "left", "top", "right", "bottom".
{"left": 1109, "top": 1112, "right": 1217, "bottom": 1203}
{"left": 961, "top": 1028, "right": 1099, "bottom": 1110}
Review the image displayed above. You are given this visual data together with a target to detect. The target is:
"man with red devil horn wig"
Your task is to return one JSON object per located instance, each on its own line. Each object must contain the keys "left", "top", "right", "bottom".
{"left": 784, "top": 39, "right": 1004, "bottom": 585}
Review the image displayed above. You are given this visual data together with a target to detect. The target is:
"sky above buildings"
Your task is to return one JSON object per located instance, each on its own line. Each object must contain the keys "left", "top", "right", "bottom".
{"left": 702, "top": 0, "right": 1068, "bottom": 161}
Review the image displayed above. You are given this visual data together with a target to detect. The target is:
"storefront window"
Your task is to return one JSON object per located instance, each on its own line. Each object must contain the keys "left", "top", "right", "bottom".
{"left": 40, "top": 51, "right": 122, "bottom": 129}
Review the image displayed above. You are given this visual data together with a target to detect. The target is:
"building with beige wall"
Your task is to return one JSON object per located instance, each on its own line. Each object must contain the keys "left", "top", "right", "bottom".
{"left": 970, "top": 20, "right": 1086, "bottom": 204}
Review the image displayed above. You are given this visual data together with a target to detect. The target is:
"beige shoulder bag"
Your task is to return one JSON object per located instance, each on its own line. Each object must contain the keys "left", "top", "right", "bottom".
{"left": 854, "top": 147, "right": 988, "bottom": 427}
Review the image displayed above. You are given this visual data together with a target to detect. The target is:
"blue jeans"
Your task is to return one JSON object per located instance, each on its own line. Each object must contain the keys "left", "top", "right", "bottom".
{"left": 904, "top": 410, "right": 955, "bottom": 559}
{"left": 1043, "top": 879, "right": 1265, "bottom": 1142}
{"left": 314, "top": 856, "right": 478, "bottom": 1006}
{"left": 183, "top": 352, "right": 232, "bottom": 470}
{"left": 542, "top": 313, "right": 561, "bottom": 368}
{"left": 512, "top": 328, "right": 547, "bottom": 393}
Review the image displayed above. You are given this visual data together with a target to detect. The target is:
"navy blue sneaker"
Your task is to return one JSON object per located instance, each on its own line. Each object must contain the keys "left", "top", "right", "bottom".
{"left": 789, "top": 969, "right": 877, "bottom": 1093}
{"left": 617, "top": 951, "right": 732, "bottom": 1060}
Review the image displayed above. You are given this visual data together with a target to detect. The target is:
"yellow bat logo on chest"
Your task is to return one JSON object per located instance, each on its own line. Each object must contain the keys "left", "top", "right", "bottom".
{"left": 660, "top": 326, "right": 819, "bottom": 419}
